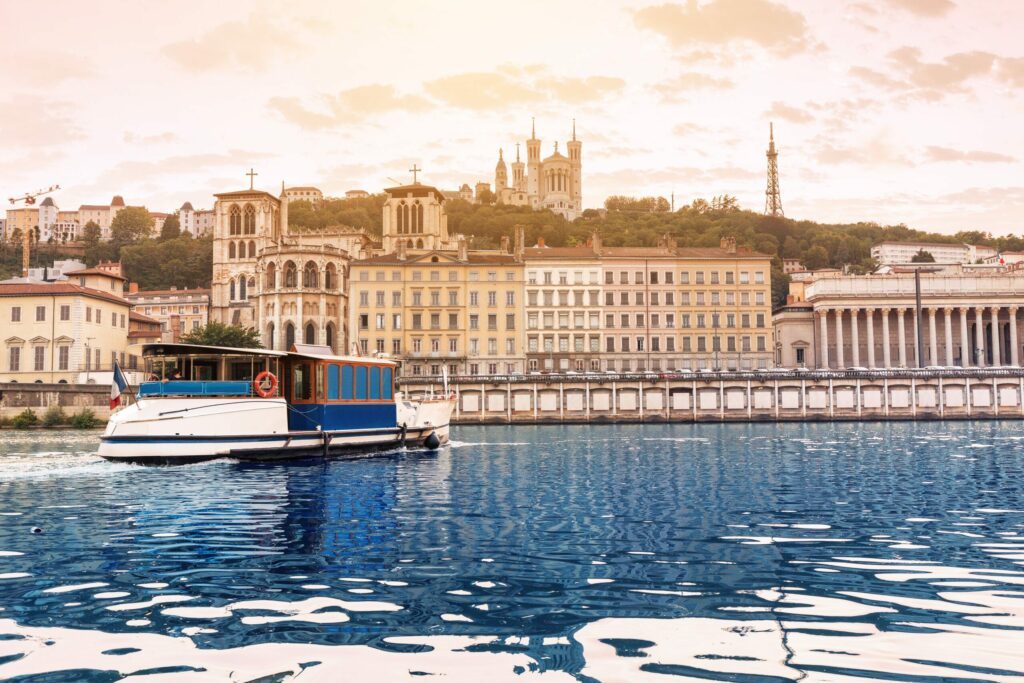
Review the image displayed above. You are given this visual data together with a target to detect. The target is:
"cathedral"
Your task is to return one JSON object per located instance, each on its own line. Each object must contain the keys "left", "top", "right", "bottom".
{"left": 492, "top": 120, "right": 582, "bottom": 220}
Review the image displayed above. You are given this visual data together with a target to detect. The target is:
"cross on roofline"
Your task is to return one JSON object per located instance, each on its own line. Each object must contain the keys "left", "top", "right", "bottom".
{"left": 246, "top": 168, "right": 258, "bottom": 190}
{"left": 409, "top": 164, "right": 421, "bottom": 185}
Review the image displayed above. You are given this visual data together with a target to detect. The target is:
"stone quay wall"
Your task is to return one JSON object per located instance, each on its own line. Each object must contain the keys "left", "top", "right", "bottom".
{"left": 0, "top": 383, "right": 112, "bottom": 420}
{"left": 400, "top": 368, "right": 1024, "bottom": 424}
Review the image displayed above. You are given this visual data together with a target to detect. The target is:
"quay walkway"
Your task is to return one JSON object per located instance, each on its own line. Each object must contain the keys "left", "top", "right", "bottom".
{"left": 400, "top": 368, "right": 1024, "bottom": 424}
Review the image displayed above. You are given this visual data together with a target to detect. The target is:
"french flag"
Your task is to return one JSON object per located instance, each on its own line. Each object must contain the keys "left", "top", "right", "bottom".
{"left": 110, "top": 362, "right": 129, "bottom": 410}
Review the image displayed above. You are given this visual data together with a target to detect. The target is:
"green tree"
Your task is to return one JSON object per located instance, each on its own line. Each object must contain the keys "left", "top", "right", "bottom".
{"left": 82, "top": 220, "right": 101, "bottom": 246}
{"left": 160, "top": 214, "right": 181, "bottom": 240}
{"left": 803, "top": 245, "right": 830, "bottom": 270}
{"left": 476, "top": 188, "right": 497, "bottom": 205}
{"left": 180, "top": 322, "right": 262, "bottom": 348}
{"left": 911, "top": 249, "right": 935, "bottom": 263}
{"left": 110, "top": 206, "right": 153, "bottom": 246}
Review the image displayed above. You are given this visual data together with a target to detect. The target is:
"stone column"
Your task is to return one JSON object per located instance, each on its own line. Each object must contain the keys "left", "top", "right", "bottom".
{"left": 959, "top": 307, "right": 970, "bottom": 366}
{"left": 912, "top": 311, "right": 921, "bottom": 367}
{"left": 975, "top": 308, "right": 986, "bottom": 367}
{"left": 928, "top": 308, "right": 938, "bottom": 366}
{"left": 991, "top": 306, "right": 1002, "bottom": 366}
{"left": 866, "top": 308, "right": 876, "bottom": 368}
{"left": 818, "top": 309, "right": 830, "bottom": 369}
{"left": 897, "top": 309, "right": 907, "bottom": 367}
{"left": 850, "top": 308, "right": 860, "bottom": 366}
{"left": 943, "top": 308, "right": 954, "bottom": 366}
{"left": 1011, "top": 307, "right": 1020, "bottom": 367}
{"left": 881, "top": 308, "right": 892, "bottom": 368}
{"left": 835, "top": 309, "right": 845, "bottom": 369}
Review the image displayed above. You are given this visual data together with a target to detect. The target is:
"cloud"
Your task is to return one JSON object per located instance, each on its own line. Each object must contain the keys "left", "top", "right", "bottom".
{"left": 766, "top": 101, "right": 812, "bottom": 123}
{"left": 653, "top": 72, "right": 736, "bottom": 101}
{"left": 268, "top": 97, "right": 339, "bottom": 130}
{"left": 270, "top": 85, "right": 431, "bottom": 130}
{"left": 848, "top": 66, "right": 905, "bottom": 90}
{"left": 672, "top": 122, "right": 710, "bottom": 137}
{"left": 123, "top": 132, "right": 178, "bottom": 145}
{"left": 3, "top": 52, "right": 94, "bottom": 85}
{"left": 0, "top": 96, "right": 82, "bottom": 148}
{"left": 924, "top": 146, "right": 1015, "bottom": 163}
{"left": 886, "top": 0, "right": 956, "bottom": 16}
{"left": 813, "top": 135, "right": 911, "bottom": 166}
{"left": 998, "top": 57, "right": 1024, "bottom": 87}
{"left": 86, "top": 150, "right": 275, "bottom": 190}
{"left": 850, "top": 47, "right": 1014, "bottom": 101}
{"left": 634, "top": 0, "right": 811, "bottom": 56}
{"left": 162, "top": 16, "right": 305, "bottom": 72}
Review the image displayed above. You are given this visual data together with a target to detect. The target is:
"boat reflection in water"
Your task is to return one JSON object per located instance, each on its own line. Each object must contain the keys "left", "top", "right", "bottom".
{"left": 1, "top": 422, "right": 1024, "bottom": 680}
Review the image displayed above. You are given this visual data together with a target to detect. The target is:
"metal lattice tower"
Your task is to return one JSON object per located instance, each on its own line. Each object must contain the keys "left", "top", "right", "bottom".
{"left": 764, "top": 122, "right": 783, "bottom": 217}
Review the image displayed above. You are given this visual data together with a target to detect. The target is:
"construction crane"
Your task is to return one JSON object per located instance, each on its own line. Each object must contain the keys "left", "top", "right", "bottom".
{"left": 8, "top": 184, "right": 60, "bottom": 278}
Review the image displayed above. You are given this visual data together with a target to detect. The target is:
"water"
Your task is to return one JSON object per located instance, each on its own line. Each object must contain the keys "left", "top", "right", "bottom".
{"left": 1, "top": 422, "right": 1023, "bottom": 681}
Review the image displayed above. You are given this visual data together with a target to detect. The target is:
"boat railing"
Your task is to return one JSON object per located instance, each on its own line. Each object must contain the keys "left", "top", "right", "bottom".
{"left": 137, "top": 380, "right": 256, "bottom": 398}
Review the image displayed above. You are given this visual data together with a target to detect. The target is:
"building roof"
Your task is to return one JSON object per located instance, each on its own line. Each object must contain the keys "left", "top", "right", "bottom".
{"left": 66, "top": 267, "right": 128, "bottom": 281}
{"left": 286, "top": 186, "right": 321, "bottom": 192}
{"left": 213, "top": 189, "right": 280, "bottom": 201}
{"left": 79, "top": 204, "right": 108, "bottom": 211}
{"left": 872, "top": 241, "right": 967, "bottom": 249}
{"left": 129, "top": 310, "right": 161, "bottom": 324}
{"left": 355, "top": 250, "right": 519, "bottom": 266}
{"left": 180, "top": 201, "right": 194, "bottom": 211}
{"left": 0, "top": 282, "right": 129, "bottom": 306}
{"left": 126, "top": 287, "right": 210, "bottom": 298}
{"left": 111, "top": 195, "right": 125, "bottom": 207}
{"left": 524, "top": 247, "right": 598, "bottom": 259}
{"left": 40, "top": 197, "right": 55, "bottom": 207}
{"left": 383, "top": 183, "right": 447, "bottom": 203}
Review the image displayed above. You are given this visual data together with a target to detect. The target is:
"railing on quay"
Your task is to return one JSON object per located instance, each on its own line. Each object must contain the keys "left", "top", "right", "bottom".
{"left": 399, "top": 366, "right": 1024, "bottom": 386}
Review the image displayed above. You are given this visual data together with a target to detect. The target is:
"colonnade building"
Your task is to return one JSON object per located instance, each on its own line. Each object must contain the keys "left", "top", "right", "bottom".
{"left": 774, "top": 272, "right": 1024, "bottom": 369}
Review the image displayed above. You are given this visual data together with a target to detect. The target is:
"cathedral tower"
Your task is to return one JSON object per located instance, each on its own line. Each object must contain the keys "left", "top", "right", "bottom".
{"left": 566, "top": 119, "right": 582, "bottom": 209}
{"left": 511, "top": 143, "right": 526, "bottom": 191}
{"left": 495, "top": 148, "right": 508, "bottom": 192}
{"left": 526, "top": 117, "right": 542, "bottom": 201}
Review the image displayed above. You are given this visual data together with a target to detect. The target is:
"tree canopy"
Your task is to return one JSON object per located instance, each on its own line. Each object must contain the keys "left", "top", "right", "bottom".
{"left": 911, "top": 249, "right": 936, "bottom": 263}
{"left": 110, "top": 206, "right": 153, "bottom": 247}
{"left": 159, "top": 214, "right": 181, "bottom": 240}
{"left": 180, "top": 321, "right": 262, "bottom": 348}
{"left": 119, "top": 235, "right": 213, "bottom": 290}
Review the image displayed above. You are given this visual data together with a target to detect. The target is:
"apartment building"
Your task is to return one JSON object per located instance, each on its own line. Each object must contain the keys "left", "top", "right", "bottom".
{"left": 125, "top": 286, "right": 210, "bottom": 342}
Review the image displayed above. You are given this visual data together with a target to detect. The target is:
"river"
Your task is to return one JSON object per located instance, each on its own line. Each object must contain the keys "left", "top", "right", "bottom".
{"left": 1, "top": 422, "right": 1023, "bottom": 681}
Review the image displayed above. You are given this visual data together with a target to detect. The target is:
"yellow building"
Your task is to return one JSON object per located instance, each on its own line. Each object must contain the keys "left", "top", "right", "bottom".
{"left": 0, "top": 282, "right": 135, "bottom": 383}
{"left": 350, "top": 247, "right": 524, "bottom": 377}
{"left": 4, "top": 207, "right": 38, "bottom": 241}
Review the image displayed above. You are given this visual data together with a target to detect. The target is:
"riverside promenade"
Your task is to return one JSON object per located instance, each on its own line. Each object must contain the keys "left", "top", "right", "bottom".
{"left": 400, "top": 367, "right": 1024, "bottom": 424}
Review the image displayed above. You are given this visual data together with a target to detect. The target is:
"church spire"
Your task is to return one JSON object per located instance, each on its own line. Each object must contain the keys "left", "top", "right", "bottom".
{"left": 531, "top": 116, "right": 536, "bottom": 140}
{"left": 572, "top": 118, "right": 576, "bottom": 141}
{"left": 515, "top": 142, "right": 521, "bottom": 162}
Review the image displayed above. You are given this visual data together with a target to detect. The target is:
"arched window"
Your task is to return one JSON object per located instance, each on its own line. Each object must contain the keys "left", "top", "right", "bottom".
{"left": 248, "top": 276, "right": 255, "bottom": 296}
{"left": 249, "top": 240, "right": 256, "bottom": 258}
{"left": 228, "top": 241, "right": 236, "bottom": 259}
{"left": 229, "top": 205, "right": 241, "bottom": 235}
{"left": 406, "top": 239, "right": 413, "bottom": 248}
{"left": 239, "top": 276, "right": 247, "bottom": 300}
{"left": 266, "top": 322, "right": 275, "bottom": 350}
{"left": 416, "top": 238, "right": 424, "bottom": 249}
{"left": 265, "top": 262, "right": 276, "bottom": 289}
{"left": 303, "top": 261, "right": 318, "bottom": 288}
{"left": 397, "top": 201, "right": 406, "bottom": 234}
{"left": 284, "top": 261, "right": 297, "bottom": 288}
{"left": 304, "top": 323, "right": 316, "bottom": 345}
{"left": 229, "top": 279, "right": 236, "bottom": 300}
{"left": 417, "top": 203, "right": 424, "bottom": 232}
{"left": 326, "top": 323, "right": 335, "bottom": 353}
{"left": 243, "top": 204, "right": 256, "bottom": 234}
{"left": 411, "top": 201, "right": 420, "bottom": 233}
{"left": 285, "top": 323, "right": 295, "bottom": 351}
{"left": 325, "top": 263, "right": 337, "bottom": 290}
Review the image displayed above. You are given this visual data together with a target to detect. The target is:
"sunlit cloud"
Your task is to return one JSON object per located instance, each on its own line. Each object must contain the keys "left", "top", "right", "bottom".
{"left": 766, "top": 101, "right": 813, "bottom": 123}
{"left": 0, "top": 96, "right": 83, "bottom": 147}
{"left": 124, "top": 132, "right": 179, "bottom": 145}
{"left": 162, "top": 15, "right": 308, "bottom": 72}
{"left": 924, "top": 146, "right": 1014, "bottom": 163}
{"left": 886, "top": 0, "right": 956, "bottom": 17}
{"left": 653, "top": 72, "right": 736, "bottom": 101}
{"left": 634, "top": 0, "right": 812, "bottom": 56}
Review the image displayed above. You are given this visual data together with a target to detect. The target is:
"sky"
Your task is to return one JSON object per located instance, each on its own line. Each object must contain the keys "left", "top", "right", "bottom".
{"left": 1, "top": 0, "right": 1022, "bottom": 233}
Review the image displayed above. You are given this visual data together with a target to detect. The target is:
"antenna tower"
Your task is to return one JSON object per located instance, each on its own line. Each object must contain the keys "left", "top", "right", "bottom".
{"left": 764, "top": 122, "right": 783, "bottom": 217}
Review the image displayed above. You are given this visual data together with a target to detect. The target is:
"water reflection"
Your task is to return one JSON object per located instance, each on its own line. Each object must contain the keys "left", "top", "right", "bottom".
{"left": 0, "top": 422, "right": 1023, "bottom": 680}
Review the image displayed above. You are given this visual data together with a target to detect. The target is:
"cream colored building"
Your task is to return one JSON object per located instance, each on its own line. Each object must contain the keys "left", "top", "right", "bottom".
{"left": 381, "top": 183, "right": 461, "bottom": 254}
{"left": 774, "top": 271, "right": 1024, "bottom": 369}
{"left": 488, "top": 120, "right": 582, "bottom": 219}
{"left": 125, "top": 286, "right": 210, "bottom": 342}
{"left": 78, "top": 196, "right": 126, "bottom": 240}
{"left": 0, "top": 281, "right": 134, "bottom": 383}
{"left": 284, "top": 186, "right": 324, "bottom": 207}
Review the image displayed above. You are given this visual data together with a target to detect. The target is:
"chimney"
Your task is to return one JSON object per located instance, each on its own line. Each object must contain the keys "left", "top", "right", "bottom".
{"left": 397, "top": 239, "right": 407, "bottom": 261}
{"left": 591, "top": 232, "right": 602, "bottom": 254}
{"left": 514, "top": 224, "right": 525, "bottom": 259}
{"left": 457, "top": 236, "right": 468, "bottom": 262}
{"left": 537, "top": 236, "right": 546, "bottom": 248}
{"left": 720, "top": 236, "right": 737, "bottom": 254}
{"left": 500, "top": 235, "right": 510, "bottom": 253}
{"left": 659, "top": 233, "right": 677, "bottom": 250}
{"left": 128, "top": 282, "right": 139, "bottom": 294}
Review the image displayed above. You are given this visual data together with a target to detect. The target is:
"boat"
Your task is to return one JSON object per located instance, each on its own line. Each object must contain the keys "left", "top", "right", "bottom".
{"left": 98, "top": 343, "right": 454, "bottom": 464}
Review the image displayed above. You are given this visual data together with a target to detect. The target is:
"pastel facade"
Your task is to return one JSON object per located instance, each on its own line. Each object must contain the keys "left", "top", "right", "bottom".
{"left": 283, "top": 186, "right": 324, "bottom": 207}
{"left": 126, "top": 287, "right": 210, "bottom": 342}
{"left": 871, "top": 241, "right": 997, "bottom": 266}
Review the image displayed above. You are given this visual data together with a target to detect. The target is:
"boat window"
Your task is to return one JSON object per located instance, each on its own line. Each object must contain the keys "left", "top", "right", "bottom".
{"left": 355, "top": 365, "right": 368, "bottom": 400}
{"left": 382, "top": 367, "right": 393, "bottom": 399}
{"left": 369, "top": 366, "right": 381, "bottom": 399}
{"left": 341, "top": 365, "right": 353, "bottom": 399}
{"left": 316, "top": 364, "right": 324, "bottom": 402}
{"left": 327, "top": 364, "right": 340, "bottom": 400}
{"left": 293, "top": 363, "right": 312, "bottom": 401}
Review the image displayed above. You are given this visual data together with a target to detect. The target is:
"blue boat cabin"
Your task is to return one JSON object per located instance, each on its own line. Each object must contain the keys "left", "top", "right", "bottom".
{"left": 286, "top": 355, "right": 397, "bottom": 432}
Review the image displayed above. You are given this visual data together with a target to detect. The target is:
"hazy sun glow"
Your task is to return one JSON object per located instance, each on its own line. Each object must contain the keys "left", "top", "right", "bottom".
{"left": 2, "top": 0, "right": 1022, "bottom": 232}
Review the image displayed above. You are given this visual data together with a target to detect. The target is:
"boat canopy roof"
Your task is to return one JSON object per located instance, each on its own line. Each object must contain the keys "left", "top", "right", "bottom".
{"left": 140, "top": 343, "right": 396, "bottom": 366}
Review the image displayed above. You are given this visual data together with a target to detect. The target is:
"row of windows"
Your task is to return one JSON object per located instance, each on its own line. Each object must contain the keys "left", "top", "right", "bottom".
{"left": 600, "top": 290, "right": 768, "bottom": 306}
{"left": 6, "top": 346, "right": 139, "bottom": 372}
{"left": 228, "top": 204, "right": 257, "bottom": 235}
{"left": 357, "top": 270, "right": 517, "bottom": 282}
{"left": 144, "top": 305, "right": 203, "bottom": 315}
{"left": 598, "top": 335, "right": 768, "bottom": 353}
{"left": 358, "top": 312, "right": 518, "bottom": 331}
{"left": 525, "top": 311, "right": 768, "bottom": 330}
{"left": 599, "top": 270, "right": 767, "bottom": 285}
{"left": 357, "top": 290, "right": 516, "bottom": 307}
{"left": 228, "top": 240, "right": 257, "bottom": 259}
{"left": 355, "top": 338, "right": 517, "bottom": 356}
{"left": 406, "top": 362, "right": 520, "bottom": 377}
{"left": 266, "top": 261, "right": 340, "bottom": 290}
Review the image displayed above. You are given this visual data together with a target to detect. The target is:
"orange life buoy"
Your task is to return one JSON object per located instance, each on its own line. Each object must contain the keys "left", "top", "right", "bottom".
{"left": 254, "top": 371, "right": 278, "bottom": 398}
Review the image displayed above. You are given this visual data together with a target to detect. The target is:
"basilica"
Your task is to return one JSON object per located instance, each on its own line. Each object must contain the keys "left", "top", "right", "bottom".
{"left": 489, "top": 120, "right": 583, "bottom": 220}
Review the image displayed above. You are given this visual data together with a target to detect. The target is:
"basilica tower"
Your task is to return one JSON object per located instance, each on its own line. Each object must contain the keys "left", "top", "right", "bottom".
{"left": 511, "top": 143, "right": 526, "bottom": 192}
{"left": 566, "top": 119, "right": 582, "bottom": 209}
{"left": 526, "top": 117, "right": 542, "bottom": 202}
{"left": 495, "top": 149, "right": 508, "bottom": 192}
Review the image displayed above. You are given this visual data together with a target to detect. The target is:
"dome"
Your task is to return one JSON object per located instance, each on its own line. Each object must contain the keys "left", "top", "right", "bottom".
{"left": 180, "top": 201, "right": 194, "bottom": 211}
{"left": 110, "top": 195, "right": 125, "bottom": 207}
